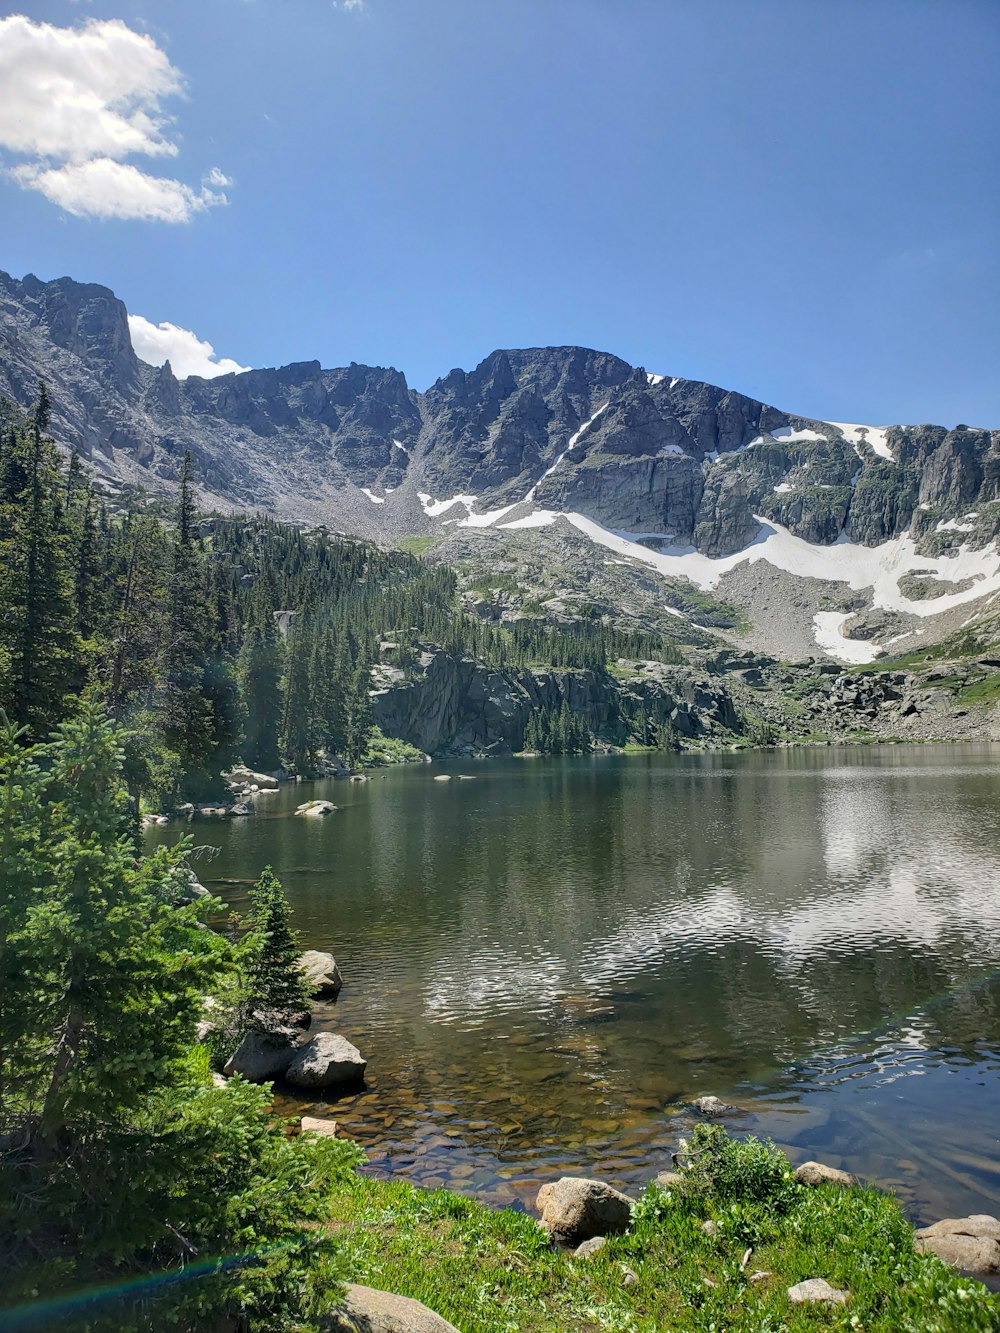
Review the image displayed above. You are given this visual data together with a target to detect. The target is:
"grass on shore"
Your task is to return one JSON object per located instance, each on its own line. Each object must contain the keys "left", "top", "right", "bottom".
{"left": 324, "top": 1127, "right": 1000, "bottom": 1332}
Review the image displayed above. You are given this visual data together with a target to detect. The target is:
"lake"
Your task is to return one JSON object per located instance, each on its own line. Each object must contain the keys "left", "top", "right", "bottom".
{"left": 145, "top": 745, "right": 1000, "bottom": 1227}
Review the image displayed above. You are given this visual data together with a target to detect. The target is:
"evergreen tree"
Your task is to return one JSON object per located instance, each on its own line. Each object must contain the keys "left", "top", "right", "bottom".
{"left": 238, "top": 581, "right": 283, "bottom": 768}
{"left": 0, "top": 704, "right": 361, "bottom": 1327}
{"left": 0, "top": 383, "right": 82, "bottom": 732}
{"left": 243, "top": 865, "right": 311, "bottom": 1016}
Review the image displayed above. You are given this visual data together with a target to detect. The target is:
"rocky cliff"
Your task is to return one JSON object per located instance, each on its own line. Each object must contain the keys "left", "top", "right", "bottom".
{"left": 370, "top": 647, "right": 741, "bottom": 757}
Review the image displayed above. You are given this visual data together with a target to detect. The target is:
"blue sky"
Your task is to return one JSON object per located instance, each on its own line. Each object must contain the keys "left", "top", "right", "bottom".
{"left": 1, "top": 0, "right": 997, "bottom": 426}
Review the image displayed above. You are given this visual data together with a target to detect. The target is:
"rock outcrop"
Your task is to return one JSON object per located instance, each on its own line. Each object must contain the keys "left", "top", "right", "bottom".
{"left": 370, "top": 648, "right": 740, "bottom": 757}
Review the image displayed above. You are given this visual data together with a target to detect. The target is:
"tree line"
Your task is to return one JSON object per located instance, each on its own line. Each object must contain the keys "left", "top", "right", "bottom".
{"left": 0, "top": 388, "right": 691, "bottom": 801}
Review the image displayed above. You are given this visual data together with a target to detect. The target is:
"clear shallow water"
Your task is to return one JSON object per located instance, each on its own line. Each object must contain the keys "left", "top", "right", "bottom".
{"left": 146, "top": 745, "right": 1000, "bottom": 1224}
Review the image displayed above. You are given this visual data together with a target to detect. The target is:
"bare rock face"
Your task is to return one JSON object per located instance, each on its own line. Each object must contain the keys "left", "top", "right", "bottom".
{"left": 223, "top": 1024, "right": 302, "bottom": 1081}
{"left": 322, "top": 1283, "right": 460, "bottom": 1332}
{"left": 787, "top": 1278, "right": 849, "bottom": 1306}
{"left": 535, "top": 1177, "right": 635, "bottom": 1246}
{"left": 284, "top": 1033, "right": 367, "bottom": 1089}
{"left": 914, "top": 1216, "right": 1000, "bottom": 1273}
{"left": 794, "top": 1161, "right": 857, "bottom": 1188}
{"left": 298, "top": 950, "right": 344, "bottom": 998}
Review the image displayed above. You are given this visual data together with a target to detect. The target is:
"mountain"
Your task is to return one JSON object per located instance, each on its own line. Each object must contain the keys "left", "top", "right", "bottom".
{"left": 2, "top": 267, "right": 999, "bottom": 667}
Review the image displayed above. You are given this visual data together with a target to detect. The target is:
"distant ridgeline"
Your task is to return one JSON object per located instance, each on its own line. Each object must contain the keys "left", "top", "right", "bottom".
{"left": 0, "top": 390, "right": 697, "bottom": 802}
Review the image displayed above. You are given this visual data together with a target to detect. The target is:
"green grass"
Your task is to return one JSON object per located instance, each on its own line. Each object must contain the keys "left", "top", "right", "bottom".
{"left": 957, "top": 674, "right": 1000, "bottom": 706}
{"left": 324, "top": 1127, "right": 999, "bottom": 1331}
{"left": 395, "top": 534, "right": 443, "bottom": 556}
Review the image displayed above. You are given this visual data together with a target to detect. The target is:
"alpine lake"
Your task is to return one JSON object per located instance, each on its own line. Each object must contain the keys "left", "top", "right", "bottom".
{"left": 144, "top": 744, "right": 1000, "bottom": 1230}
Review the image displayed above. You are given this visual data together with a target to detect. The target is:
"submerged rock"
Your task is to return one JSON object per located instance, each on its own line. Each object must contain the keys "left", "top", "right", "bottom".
{"left": 299, "top": 949, "right": 344, "bottom": 998}
{"left": 285, "top": 1033, "right": 367, "bottom": 1089}
{"left": 535, "top": 1177, "right": 635, "bottom": 1246}
{"left": 915, "top": 1216, "right": 1000, "bottom": 1273}
{"left": 322, "top": 1283, "right": 460, "bottom": 1332}
{"left": 794, "top": 1161, "right": 857, "bottom": 1188}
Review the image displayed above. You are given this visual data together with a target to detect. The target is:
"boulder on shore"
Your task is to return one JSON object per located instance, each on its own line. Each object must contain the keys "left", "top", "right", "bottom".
{"left": 225, "top": 765, "right": 280, "bottom": 790}
{"left": 322, "top": 1283, "right": 459, "bottom": 1332}
{"left": 285, "top": 1033, "right": 367, "bottom": 1089}
{"left": 299, "top": 949, "right": 344, "bottom": 998}
{"left": 794, "top": 1161, "right": 857, "bottom": 1188}
{"left": 223, "top": 1023, "right": 302, "bottom": 1081}
{"left": 915, "top": 1216, "right": 1000, "bottom": 1273}
{"left": 535, "top": 1177, "right": 635, "bottom": 1246}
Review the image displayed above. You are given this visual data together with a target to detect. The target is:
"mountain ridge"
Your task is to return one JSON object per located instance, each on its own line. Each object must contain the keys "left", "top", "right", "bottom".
{"left": 3, "top": 266, "right": 1000, "bottom": 666}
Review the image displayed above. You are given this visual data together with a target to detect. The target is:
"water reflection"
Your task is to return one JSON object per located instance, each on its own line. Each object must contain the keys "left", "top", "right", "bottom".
{"left": 147, "top": 745, "right": 1000, "bottom": 1221}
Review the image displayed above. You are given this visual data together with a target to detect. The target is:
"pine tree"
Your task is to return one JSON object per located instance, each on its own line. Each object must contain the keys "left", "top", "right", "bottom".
{"left": 344, "top": 660, "right": 373, "bottom": 766}
{"left": 243, "top": 865, "right": 311, "bottom": 1018}
{"left": 0, "top": 384, "right": 81, "bottom": 732}
{"left": 160, "top": 452, "right": 214, "bottom": 791}
{"left": 238, "top": 580, "right": 283, "bottom": 768}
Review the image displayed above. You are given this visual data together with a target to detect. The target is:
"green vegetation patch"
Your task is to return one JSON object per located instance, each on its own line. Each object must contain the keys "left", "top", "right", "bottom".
{"left": 395, "top": 534, "right": 443, "bottom": 556}
{"left": 326, "top": 1125, "right": 999, "bottom": 1332}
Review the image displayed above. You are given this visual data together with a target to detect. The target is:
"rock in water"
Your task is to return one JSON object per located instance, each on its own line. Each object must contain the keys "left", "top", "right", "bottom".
{"left": 692, "top": 1095, "right": 737, "bottom": 1117}
{"left": 299, "top": 949, "right": 344, "bottom": 998}
{"left": 223, "top": 1024, "right": 302, "bottom": 1081}
{"left": 535, "top": 1177, "right": 635, "bottom": 1246}
{"left": 296, "top": 799, "right": 338, "bottom": 817}
{"left": 300, "top": 1116, "right": 339, "bottom": 1138}
{"left": 794, "top": 1161, "right": 857, "bottom": 1188}
{"left": 322, "top": 1283, "right": 460, "bottom": 1332}
{"left": 285, "top": 1033, "right": 367, "bottom": 1089}
{"left": 787, "top": 1278, "right": 849, "bottom": 1305}
{"left": 914, "top": 1216, "right": 1000, "bottom": 1273}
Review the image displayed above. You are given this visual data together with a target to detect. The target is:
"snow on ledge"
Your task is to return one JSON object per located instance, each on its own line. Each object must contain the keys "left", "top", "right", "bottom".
{"left": 813, "top": 611, "right": 881, "bottom": 664}
{"left": 418, "top": 492, "right": 478, "bottom": 517}
{"left": 828, "top": 421, "right": 893, "bottom": 461}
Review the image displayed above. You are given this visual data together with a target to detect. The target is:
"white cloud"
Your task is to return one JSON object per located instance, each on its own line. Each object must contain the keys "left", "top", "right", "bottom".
{"left": 0, "top": 15, "right": 230, "bottom": 223}
{"left": 13, "top": 158, "right": 227, "bottom": 223}
{"left": 128, "top": 315, "right": 250, "bottom": 379}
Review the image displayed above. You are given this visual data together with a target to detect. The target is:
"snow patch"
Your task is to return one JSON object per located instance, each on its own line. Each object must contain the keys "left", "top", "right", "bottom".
{"left": 774, "top": 482, "right": 793, "bottom": 494}
{"left": 457, "top": 501, "right": 520, "bottom": 528}
{"left": 360, "top": 487, "right": 385, "bottom": 505}
{"left": 660, "top": 444, "right": 685, "bottom": 456}
{"left": 771, "top": 426, "right": 829, "bottom": 443}
{"left": 524, "top": 401, "right": 610, "bottom": 501}
{"left": 646, "top": 372, "right": 665, "bottom": 385}
{"left": 828, "top": 421, "right": 893, "bottom": 461}
{"left": 392, "top": 439, "right": 409, "bottom": 455}
{"left": 418, "top": 492, "right": 478, "bottom": 517}
{"left": 813, "top": 611, "right": 881, "bottom": 664}
{"left": 495, "top": 509, "right": 1000, "bottom": 618}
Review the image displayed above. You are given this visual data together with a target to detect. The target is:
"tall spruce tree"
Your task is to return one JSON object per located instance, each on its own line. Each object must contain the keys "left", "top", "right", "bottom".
{"left": 243, "top": 865, "right": 311, "bottom": 1017}
{"left": 238, "top": 581, "right": 283, "bottom": 768}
